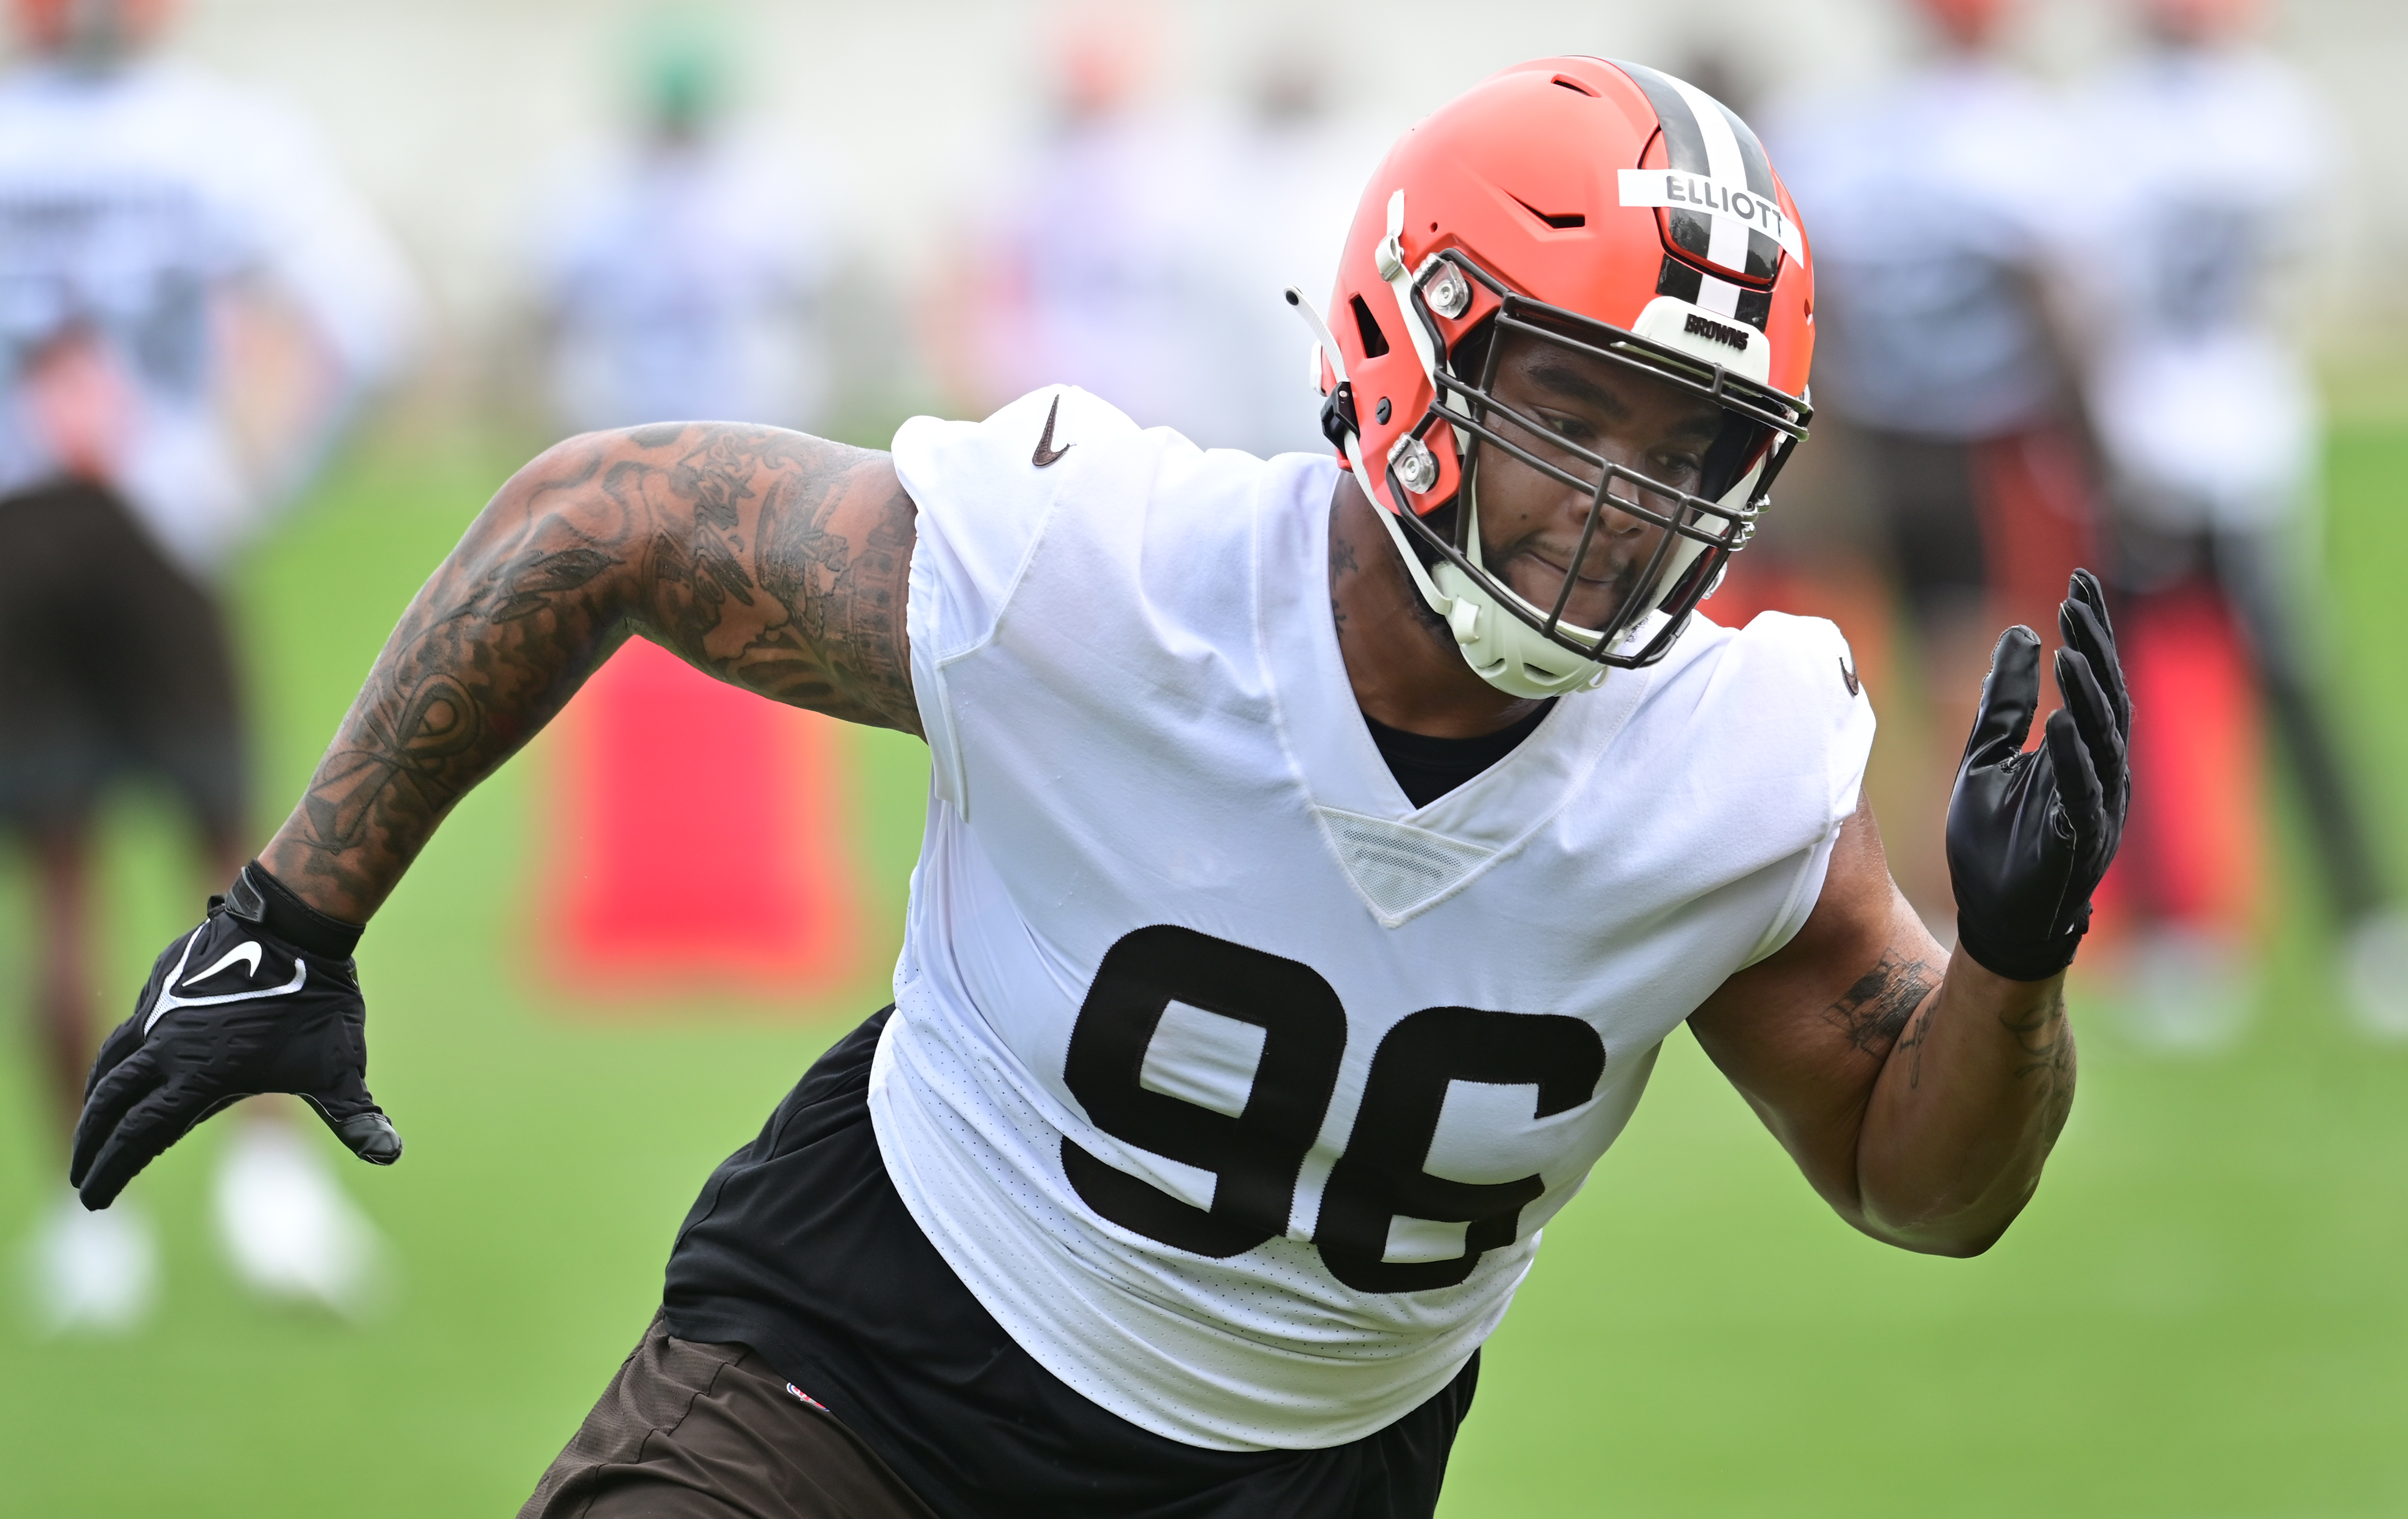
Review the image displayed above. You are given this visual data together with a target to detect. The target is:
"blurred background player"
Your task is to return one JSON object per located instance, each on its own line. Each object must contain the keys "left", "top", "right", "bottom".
{"left": 1754, "top": 0, "right": 2095, "bottom": 931}
{"left": 2073, "top": 0, "right": 2408, "bottom": 1047}
{"left": 934, "top": 3, "right": 1320, "bottom": 453}
{"left": 930, "top": 2, "right": 1227, "bottom": 439}
{"left": 932, "top": 5, "right": 1375, "bottom": 457}
{"left": 0, "top": 0, "right": 416, "bottom": 1329}
{"left": 531, "top": 15, "right": 830, "bottom": 439}
{"left": 524, "top": 15, "right": 859, "bottom": 998}
{"left": 1197, "top": 43, "right": 1384, "bottom": 458}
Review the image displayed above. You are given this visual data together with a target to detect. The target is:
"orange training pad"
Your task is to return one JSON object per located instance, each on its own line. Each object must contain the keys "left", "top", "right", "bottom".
{"left": 538, "top": 638, "right": 860, "bottom": 1004}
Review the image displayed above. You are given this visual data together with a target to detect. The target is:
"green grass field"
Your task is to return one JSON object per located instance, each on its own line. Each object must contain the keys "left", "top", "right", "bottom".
{"left": 2, "top": 421, "right": 2405, "bottom": 1516}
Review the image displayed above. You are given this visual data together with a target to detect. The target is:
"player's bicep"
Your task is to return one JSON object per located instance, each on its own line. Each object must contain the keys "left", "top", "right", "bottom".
{"left": 604, "top": 422, "right": 923, "bottom": 737}
{"left": 1687, "top": 796, "right": 1944, "bottom": 1215}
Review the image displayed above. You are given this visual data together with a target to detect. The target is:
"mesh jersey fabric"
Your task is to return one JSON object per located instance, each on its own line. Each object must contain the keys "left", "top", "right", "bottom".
{"left": 873, "top": 386, "right": 1876, "bottom": 1449}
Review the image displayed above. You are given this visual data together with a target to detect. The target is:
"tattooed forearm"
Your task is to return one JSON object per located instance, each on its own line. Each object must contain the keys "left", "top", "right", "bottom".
{"left": 1822, "top": 947, "right": 1940, "bottom": 1059}
{"left": 260, "top": 422, "right": 919, "bottom": 922}
{"left": 297, "top": 672, "right": 484, "bottom": 851}
{"left": 2001, "top": 985, "right": 2078, "bottom": 1141}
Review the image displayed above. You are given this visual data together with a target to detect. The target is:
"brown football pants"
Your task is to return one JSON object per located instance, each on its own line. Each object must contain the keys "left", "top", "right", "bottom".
{"left": 520, "top": 1313, "right": 940, "bottom": 1519}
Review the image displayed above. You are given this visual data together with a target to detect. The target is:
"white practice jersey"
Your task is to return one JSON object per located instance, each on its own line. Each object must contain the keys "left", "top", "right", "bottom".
{"left": 0, "top": 59, "right": 415, "bottom": 574}
{"left": 534, "top": 131, "right": 831, "bottom": 435}
{"left": 871, "top": 388, "right": 1875, "bottom": 1451}
{"left": 1769, "top": 60, "right": 2073, "bottom": 441}
{"left": 2074, "top": 45, "right": 2336, "bottom": 528}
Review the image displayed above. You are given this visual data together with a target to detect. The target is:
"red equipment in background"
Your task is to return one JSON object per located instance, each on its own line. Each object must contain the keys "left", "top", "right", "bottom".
{"left": 539, "top": 639, "right": 860, "bottom": 1004}
{"left": 2093, "top": 581, "right": 2266, "bottom": 943}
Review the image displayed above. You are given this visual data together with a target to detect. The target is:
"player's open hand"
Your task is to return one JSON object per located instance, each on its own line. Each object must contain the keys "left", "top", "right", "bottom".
{"left": 1945, "top": 569, "right": 2133, "bottom": 981}
{"left": 70, "top": 861, "right": 400, "bottom": 1210}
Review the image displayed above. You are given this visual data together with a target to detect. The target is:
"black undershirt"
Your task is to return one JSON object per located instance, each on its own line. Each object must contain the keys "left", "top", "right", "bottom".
{"left": 1363, "top": 700, "right": 1556, "bottom": 808}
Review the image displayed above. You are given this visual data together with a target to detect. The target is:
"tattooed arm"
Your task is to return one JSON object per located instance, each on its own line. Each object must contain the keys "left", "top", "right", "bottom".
{"left": 259, "top": 423, "right": 919, "bottom": 922}
{"left": 1685, "top": 796, "right": 2076, "bottom": 1257}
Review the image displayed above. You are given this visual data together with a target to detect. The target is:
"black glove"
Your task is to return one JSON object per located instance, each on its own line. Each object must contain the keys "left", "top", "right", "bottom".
{"left": 1946, "top": 569, "right": 2133, "bottom": 981}
{"left": 70, "top": 861, "right": 401, "bottom": 1210}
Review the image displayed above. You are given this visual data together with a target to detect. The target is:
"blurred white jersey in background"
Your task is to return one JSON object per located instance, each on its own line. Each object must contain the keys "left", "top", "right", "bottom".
{"left": 2073, "top": 43, "right": 2336, "bottom": 529}
{"left": 1769, "top": 57, "right": 2073, "bottom": 441}
{"left": 1191, "top": 81, "right": 1382, "bottom": 459}
{"left": 941, "top": 25, "right": 1375, "bottom": 459}
{"left": 0, "top": 57, "right": 417, "bottom": 577}
{"left": 534, "top": 133, "right": 831, "bottom": 434}
{"left": 956, "top": 109, "right": 1253, "bottom": 449}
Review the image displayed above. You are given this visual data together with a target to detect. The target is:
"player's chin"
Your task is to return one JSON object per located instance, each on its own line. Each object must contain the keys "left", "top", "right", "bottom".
{"left": 1498, "top": 556, "right": 1640, "bottom": 634}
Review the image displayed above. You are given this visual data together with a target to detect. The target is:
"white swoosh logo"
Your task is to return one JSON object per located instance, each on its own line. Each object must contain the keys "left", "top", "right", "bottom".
{"left": 185, "top": 941, "right": 263, "bottom": 987}
{"left": 144, "top": 931, "right": 308, "bottom": 1035}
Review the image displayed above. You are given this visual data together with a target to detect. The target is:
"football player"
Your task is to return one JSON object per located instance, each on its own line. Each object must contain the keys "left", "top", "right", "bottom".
{"left": 0, "top": 0, "right": 416, "bottom": 1329}
{"left": 2072, "top": 0, "right": 2404, "bottom": 1045}
{"left": 1764, "top": 0, "right": 2099, "bottom": 932}
{"left": 68, "top": 59, "right": 2128, "bottom": 1518}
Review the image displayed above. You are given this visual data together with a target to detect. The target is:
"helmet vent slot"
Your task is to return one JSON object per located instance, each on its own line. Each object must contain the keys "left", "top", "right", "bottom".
{"left": 1349, "top": 295, "right": 1391, "bottom": 358}
{"left": 1550, "top": 74, "right": 1600, "bottom": 96}
{"left": 1509, "top": 194, "right": 1585, "bottom": 230}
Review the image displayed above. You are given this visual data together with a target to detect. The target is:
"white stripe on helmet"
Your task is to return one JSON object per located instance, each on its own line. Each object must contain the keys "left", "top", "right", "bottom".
{"left": 1664, "top": 74, "right": 1755, "bottom": 274}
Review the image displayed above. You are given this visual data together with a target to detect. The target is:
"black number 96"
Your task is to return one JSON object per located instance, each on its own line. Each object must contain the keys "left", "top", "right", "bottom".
{"left": 1061, "top": 925, "right": 1605, "bottom": 1293}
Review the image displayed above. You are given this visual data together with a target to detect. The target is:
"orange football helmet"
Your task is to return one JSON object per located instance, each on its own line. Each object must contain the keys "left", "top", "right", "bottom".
{"left": 1293, "top": 56, "right": 1814, "bottom": 690}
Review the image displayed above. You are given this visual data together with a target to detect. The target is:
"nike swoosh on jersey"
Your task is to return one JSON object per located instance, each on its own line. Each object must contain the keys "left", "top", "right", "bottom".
{"left": 1032, "top": 394, "right": 1073, "bottom": 468}
{"left": 144, "top": 930, "right": 309, "bottom": 1034}
{"left": 186, "top": 940, "right": 264, "bottom": 987}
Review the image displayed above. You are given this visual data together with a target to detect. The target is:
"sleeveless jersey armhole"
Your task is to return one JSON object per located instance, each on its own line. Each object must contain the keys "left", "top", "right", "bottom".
{"left": 1734, "top": 612, "right": 1877, "bottom": 968}
{"left": 905, "top": 521, "right": 970, "bottom": 813}
{"left": 1740, "top": 777, "right": 1856, "bottom": 968}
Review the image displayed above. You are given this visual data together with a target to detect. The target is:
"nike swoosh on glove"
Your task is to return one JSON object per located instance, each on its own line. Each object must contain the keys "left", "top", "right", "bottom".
{"left": 1946, "top": 569, "right": 2134, "bottom": 981}
{"left": 71, "top": 861, "right": 401, "bottom": 1210}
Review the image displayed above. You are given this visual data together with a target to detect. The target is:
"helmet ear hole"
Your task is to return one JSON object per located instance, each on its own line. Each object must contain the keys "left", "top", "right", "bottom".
{"left": 1349, "top": 296, "right": 1391, "bottom": 359}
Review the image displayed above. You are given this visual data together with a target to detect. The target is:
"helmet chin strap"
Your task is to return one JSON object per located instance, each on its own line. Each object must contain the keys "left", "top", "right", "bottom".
{"left": 1358, "top": 444, "right": 1468, "bottom": 632}
{"left": 1285, "top": 284, "right": 1465, "bottom": 630}
{"left": 1375, "top": 191, "right": 1443, "bottom": 386}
